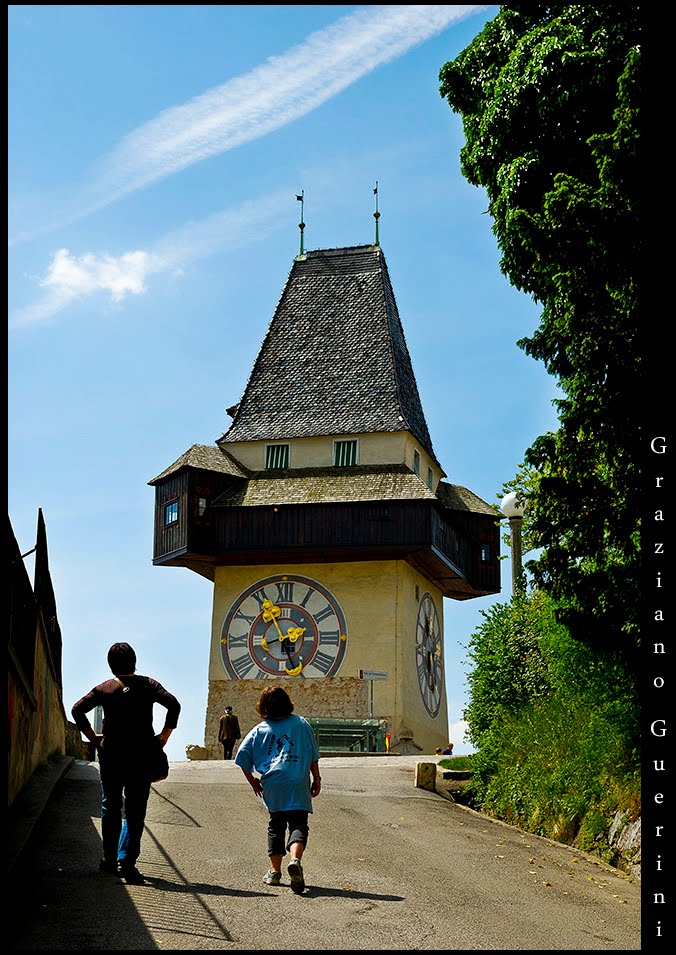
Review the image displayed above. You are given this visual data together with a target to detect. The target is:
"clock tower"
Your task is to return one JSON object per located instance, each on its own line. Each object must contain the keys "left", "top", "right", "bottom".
{"left": 149, "top": 243, "right": 499, "bottom": 756}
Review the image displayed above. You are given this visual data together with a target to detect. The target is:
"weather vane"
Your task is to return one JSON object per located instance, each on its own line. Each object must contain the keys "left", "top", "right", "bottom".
{"left": 295, "top": 190, "right": 305, "bottom": 257}
{"left": 373, "top": 181, "right": 380, "bottom": 246}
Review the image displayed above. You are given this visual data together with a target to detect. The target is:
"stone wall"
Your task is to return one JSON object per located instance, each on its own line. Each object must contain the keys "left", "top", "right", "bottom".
{"left": 8, "top": 621, "right": 67, "bottom": 806}
{"left": 203, "top": 677, "right": 370, "bottom": 759}
{"left": 607, "top": 811, "right": 641, "bottom": 880}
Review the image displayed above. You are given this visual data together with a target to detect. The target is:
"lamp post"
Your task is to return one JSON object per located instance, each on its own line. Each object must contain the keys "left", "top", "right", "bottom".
{"left": 500, "top": 491, "right": 526, "bottom": 596}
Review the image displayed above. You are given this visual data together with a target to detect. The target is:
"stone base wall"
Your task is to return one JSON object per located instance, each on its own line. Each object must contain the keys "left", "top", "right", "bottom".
{"left": 8, "top": 629, "right": 67, "bottom": 806}
{"left": 203, "top": 678, "right": 371, "bottom": 760}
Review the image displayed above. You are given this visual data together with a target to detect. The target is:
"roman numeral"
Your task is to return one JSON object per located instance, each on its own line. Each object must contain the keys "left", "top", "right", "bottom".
{"left": 314, "top": 604, "right": 334, "bottom": 623}
{"left": 276, "top": 581, "right": 294, "bottom": 602}
{"left": 228, "top": 633, "right": 248, "bottom": 648}
{"left": 232, "top": 654, "right": 256, "bottom": 678}
{"left": 234, "top": 609, "right": 256, "bottom": 625}
{"left": 319, "top": 630, "right": 340, "bottom": 645}
{"left": 250, "top": 588, "right": 269, "bottom": 609}
{"left": 311, "top": 650, "right": 334, "bottom": 675}
{"left": 417, "top": 660, "right": 426, "bottom": 684}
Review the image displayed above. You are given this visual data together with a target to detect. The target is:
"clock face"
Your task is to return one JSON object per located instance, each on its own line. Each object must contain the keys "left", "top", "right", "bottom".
{"left": 415, "top": 592, "right": 442, "bottom": 717}
{"left": 220, "top": 573, "right": 348, "bottom": 679}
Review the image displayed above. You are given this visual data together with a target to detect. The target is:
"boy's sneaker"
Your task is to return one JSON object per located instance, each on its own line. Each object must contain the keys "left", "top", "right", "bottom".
{"left": 287, "top": 858, "right": 305, "bottom": 894}
{"left": 99, "top": 858, "right": 118, "bottom": 874}
{"left": 118, "top": 864, "right": 146, "bottom": 885}
{"left": 263, "top": 869, "right": 282, "bottom": 886}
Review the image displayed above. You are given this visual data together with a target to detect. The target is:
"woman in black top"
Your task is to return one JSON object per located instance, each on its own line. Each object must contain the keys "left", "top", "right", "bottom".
{"left": 72, "top": 642, "right": 180, "bottom": 884}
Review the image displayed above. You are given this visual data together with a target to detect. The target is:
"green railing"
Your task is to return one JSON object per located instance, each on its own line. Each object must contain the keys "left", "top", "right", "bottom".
{"left": 306, "top": 718, "right": 388, "bottom": 753}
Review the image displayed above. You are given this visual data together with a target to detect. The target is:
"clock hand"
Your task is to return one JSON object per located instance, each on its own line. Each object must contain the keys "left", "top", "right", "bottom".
{"left": 282, "top": 627, "right": 303, "bottom": 676}
{"left": 260, "top": 634, "right": 277, "bottom": 652}
{"left": 284, "top": 624, "right": 306, "bottom": 643}
{"left": 277, "top": 632, "right": 303, "bottom": 676}
{"left": 261, "top": 599, "right": 306, "bottom": 645}
{"left": 262, "top": 599, "right": 284, "bottom": 636}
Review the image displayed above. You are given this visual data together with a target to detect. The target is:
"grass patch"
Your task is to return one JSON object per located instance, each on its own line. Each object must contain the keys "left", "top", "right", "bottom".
{"left": 438, "top": 755, "right": 475, "bottom": 771}
{"left": 467, "top": 694, "right": 640, "bottom": 854}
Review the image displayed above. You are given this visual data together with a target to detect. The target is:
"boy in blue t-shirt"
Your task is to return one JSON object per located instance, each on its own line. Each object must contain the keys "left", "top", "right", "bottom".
{"left": 235, "top": 686, "right": 321, "bottom": 893}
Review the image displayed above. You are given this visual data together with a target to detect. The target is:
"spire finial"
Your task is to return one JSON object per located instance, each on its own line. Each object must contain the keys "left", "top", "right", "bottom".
{"left": 373, "top": 181, "right": 380, "bottom": 246}
{"left": 295, "top": 191, "right": 305, "bottom": 257}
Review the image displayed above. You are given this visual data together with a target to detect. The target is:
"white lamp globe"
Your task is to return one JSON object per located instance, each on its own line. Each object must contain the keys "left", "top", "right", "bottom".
{"left": 500, "top": 491, "right": 526, "bottom": 518}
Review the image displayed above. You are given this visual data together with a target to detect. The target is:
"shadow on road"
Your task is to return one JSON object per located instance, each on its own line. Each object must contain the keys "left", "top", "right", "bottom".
{"left": 303, "top": 886, "right": 404, "bottom": 902}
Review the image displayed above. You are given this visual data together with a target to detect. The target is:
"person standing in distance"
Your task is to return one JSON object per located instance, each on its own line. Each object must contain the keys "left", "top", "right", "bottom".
{"left": 218, "top": 705, "right": 241, "bottom": 759}
{"left": 71, "top": 642, "right": 181, "bottom": 884}
{"left": 235, "top": 686, "right": 321, "bottom": 893}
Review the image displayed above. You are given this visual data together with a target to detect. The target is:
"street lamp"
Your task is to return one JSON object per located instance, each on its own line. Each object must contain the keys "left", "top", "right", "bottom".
{"left": 500, "top": 491, "right": 526, "bottom": 596}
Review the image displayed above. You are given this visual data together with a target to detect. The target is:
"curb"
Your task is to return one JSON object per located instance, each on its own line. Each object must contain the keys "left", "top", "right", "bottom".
{"left": 8, "top": 755, "right": 75, "bottom": 872}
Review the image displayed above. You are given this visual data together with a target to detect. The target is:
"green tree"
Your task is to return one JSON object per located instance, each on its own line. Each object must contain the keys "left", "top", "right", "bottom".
{"left": 439, "top": 6, "right": 640, "bottom": 658}
{"left": 463, "top": 590, "right": 556, "bottom": 744}
{"left": 463, "top": 590, "right": 640, "bottom": 829}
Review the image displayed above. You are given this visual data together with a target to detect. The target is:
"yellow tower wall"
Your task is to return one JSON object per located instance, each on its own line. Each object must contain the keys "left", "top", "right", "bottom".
{"left": 205, "top": 559, "right": 448, "bottom": 758}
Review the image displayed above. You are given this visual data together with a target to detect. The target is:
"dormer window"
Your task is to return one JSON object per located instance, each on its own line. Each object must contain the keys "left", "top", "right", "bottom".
{"left": 265, "top": 444, "right": 290, "bottom": 469}
{"left": 334, "top": 439, "right": 358, "bottom": 467}
{"left": 413, "top": 449, "right": 420, "bottom": 476}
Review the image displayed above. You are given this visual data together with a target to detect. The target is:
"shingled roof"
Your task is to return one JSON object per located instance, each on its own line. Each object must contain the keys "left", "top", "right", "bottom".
{"left": 148, "top": 444, "right": 249, "bottom": 485}
{"left": 211, "top": 463, "right": 437, "bottom": 507}
{"left": 217, "top": 245, "right": 437, "bottom": 461}
{"left": 206, "top": 463, "right": 495, "bottom": 516}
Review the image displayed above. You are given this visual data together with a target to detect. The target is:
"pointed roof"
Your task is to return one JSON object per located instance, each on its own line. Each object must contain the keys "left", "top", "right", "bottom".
{"left": 217, "top": 245, "right": 437, "bottom": 462}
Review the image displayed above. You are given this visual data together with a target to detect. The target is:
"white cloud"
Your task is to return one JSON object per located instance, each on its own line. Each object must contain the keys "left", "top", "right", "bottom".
{"left": 42, "top": 248, "right": 158, "bottom": 301}
{"left": 9, "top": 249, "right": 162, "bottom": 329}
{"left": 9, "top": 191, "right": 291, "bottom": 329}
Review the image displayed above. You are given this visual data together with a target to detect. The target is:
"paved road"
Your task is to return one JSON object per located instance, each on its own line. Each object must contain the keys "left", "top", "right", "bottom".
{"left": 8, "top": 757, "right": 640, "bottom": 950}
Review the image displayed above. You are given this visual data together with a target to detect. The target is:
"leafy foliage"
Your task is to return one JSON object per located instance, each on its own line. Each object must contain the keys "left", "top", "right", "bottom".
{"left": 463, "top": 590, "right": 556, "bottom": 743}
{"left": 464, "top": 590, "right": 639, "bottom": 747}
{"left": 467, "top": 694, "right": 640, "bottom": 847}
{"left": 461, "top": 590, "right": 640, "bottom": 848}
{"left": 439, "top": 6, "right": 641, "bottom": 657}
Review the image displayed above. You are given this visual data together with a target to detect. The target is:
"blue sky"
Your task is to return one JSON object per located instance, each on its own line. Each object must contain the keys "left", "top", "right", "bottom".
{"left": 8, "top": 5, "right": 560, "bottom": 760}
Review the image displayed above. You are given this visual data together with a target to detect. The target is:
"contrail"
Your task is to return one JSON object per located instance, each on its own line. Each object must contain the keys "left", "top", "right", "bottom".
{"left": 9, "top": 5, "right": 487, "bottom": 244}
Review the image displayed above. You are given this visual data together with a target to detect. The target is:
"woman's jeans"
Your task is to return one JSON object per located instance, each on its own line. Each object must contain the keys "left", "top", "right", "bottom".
{"left": 98, "top": 750, "right": 151, "bottom": 867}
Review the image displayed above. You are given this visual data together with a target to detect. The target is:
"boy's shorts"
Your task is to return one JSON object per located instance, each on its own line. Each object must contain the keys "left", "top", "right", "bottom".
{"left": 267, "top": 810, "right": 309, "bottom": 856}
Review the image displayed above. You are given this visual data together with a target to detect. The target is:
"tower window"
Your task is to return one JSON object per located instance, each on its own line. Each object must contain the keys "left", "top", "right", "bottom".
{"left": 413, "top": 449, "right": 420, "bottom": 476}
{"left": 427, "top": 467, "right": 434, "bottom": 490}
{"left": 333, "top": 439, "right": 358, "bottom": 467}
{"left": 164, "top": 500, "right": 179, "bottom": 525}
{"left": 480, "top": 542, "right": 492, "bottom": 562}
{"left": 265, "top": 444, "right": 290, "bottom": 469}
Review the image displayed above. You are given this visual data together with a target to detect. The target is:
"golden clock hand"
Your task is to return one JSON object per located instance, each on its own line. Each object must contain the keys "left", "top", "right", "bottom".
{"left": 282, "top": 640, "right": 303, "bottom": 676}
{"left": 285, "top": 625, "right": 306, "bottom": 643}
{"left": 262, "top": 599, "right": 285, "bottom": 640}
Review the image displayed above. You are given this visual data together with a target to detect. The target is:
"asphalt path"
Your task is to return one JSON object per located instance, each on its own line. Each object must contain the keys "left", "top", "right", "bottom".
{"left": 8, "top": 757, "right": 640, "bottom": 950}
